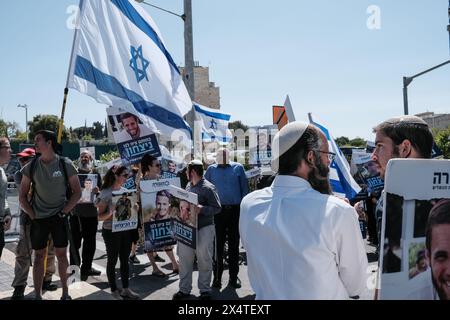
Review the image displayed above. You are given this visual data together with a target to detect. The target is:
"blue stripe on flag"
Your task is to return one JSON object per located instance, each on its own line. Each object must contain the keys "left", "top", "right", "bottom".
{"left": 194, "top": 104, "right": 231, "bottom": 121}
{"left": 74, "top": 55, "right": 191, "bottom": 133}
{"left": 311, "top": 121, "right": 331, "bottom": 141}
{"left": 110, "top": 0, "right": 179, "bottom": 75}
{"left": 330, "top": 179, "right": 345, "bottom": 194}
{"left": 332, "top": 162, "right": 358, "bottom": 199}
{"left": 202, "top": 132, "right": 231, "bottom": 143}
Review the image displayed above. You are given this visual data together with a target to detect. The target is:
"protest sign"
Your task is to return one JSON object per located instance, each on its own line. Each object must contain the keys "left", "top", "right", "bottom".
{"left": 379, "top": 159, "right": 450, "bottom": 300}
{"left": 140, "top": 178, "right": 181, "bottom": 250}
{"left": 111, "top": 190, "right": 138, "bottom": 232}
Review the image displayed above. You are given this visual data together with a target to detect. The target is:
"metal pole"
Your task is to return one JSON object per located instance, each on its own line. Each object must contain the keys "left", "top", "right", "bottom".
{"left": 25, "top": 106, "right": 28, "bottom": 142}
{"left": 403, "top": 80, "right": 409, "bottom": 116}
{"left": 184, "top": 0, "right": 195, "bottom": 101}
{"left": 402, "top": 60, "right": 450, "bottom": 115}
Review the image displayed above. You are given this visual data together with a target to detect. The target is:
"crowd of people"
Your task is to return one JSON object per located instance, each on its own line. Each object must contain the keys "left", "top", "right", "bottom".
{"left": 0, "top": 114, "right": 448, "bottom": 300}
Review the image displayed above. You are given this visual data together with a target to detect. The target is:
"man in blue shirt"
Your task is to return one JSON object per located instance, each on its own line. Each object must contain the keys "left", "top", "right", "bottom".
{"left": 205, "top": 148, "right": 249, "bottom": 289}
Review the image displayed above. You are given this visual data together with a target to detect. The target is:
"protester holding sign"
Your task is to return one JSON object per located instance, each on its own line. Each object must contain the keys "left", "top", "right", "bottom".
{"left": 173, "top": 160, "right": 221, "bottom": 300}
{"left": 71, "top": 150, "right": 102, "bottom": 281}
{"left": 95, "top": 166, "right": 139, "bottom": 300}
{"left": 136, "top": 154, "right": 177, "bottom": 277}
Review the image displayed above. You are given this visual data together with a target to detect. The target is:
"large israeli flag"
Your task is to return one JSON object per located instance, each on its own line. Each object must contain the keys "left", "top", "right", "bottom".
{"left": 309, "top": 114, "right": 361, "bottom": 200}
{"left": 193, "top": 104, "right": 232, "bottom": 144}
{"left": 67, "top": 0, "right": 192, "bottom": 149}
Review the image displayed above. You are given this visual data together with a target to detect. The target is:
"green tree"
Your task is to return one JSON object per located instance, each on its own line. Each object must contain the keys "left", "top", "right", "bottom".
{"left": 92, "top": 121, "right": 104, "bottom": 140}
{"left": 349, "top": 137, "right": 367, "bottom": 147}
{"left": 433, "top": 126, "right": 450, "bottom": 159}
{"left": 0, "top": 120, "right": 21, "bottom": 138}
{"left": 229, "top": 120, "right": 249, "bottom": 132}
{"left": 28, "top": 114, "right": 69, "bottom": 141}
{"left": 335, "top": 136, "right": 350, "bottom": 147}
{"left": 100, "top": 149, "right": 119, "bottom": 162}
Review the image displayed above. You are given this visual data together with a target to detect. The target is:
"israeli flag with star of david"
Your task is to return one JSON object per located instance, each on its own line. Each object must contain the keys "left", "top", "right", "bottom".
{"left": 193, "top": 104, "right": 232, "bottom": 144}
{"left": 67, "top": 0, "right": 192, "bottom": 150}
{"left": 309, "top": 114, "right": 361, "bottom": 200}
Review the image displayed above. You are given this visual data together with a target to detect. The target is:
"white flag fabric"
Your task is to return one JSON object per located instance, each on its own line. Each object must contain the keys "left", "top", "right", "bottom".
{"left": 193, "top": 104, "right": 232, "bottom": 144}
{"left": 309, "top": 115, "right": 361, "bottom": 199}
{"left": 67, "top": 0, "right": 192, "bottom": 149}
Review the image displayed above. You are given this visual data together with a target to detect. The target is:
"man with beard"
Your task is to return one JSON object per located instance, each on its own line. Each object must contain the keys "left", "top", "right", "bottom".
{"left": 70, "top": 150, "right": 102, "bottom": 281}
{"left": 239, "top": 122, "right": 367, "bottom": 299}
{"left": 115, "top": 112, "right": 153, "bottom": 142}
{"left": 369, "top": 116, "right": 433, "bottom": 247}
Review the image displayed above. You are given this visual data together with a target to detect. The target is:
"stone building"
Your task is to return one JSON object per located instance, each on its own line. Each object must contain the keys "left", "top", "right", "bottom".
{"left": 180, "top": 63, "right": 220, "bottom": 109}
{"left": 416, "top": 112, "right": 450, "bottom": 130}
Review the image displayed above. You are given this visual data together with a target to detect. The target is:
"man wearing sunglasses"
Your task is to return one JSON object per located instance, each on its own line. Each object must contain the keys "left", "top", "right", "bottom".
{"left": 240, "top": 122, "right": 367, "bottom": 299}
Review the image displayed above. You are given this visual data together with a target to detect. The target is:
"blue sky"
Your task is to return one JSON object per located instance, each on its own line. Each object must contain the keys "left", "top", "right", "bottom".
{"left": 0, "top": 0, "right": 449, "bottom": 141}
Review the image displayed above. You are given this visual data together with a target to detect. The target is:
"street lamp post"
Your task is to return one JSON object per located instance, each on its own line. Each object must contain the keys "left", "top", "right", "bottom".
{"left": 17, "top": 104, "right": 28, "bottom": 142}
{"left": 402, "top": 59, "right": 450, "bottom": 115}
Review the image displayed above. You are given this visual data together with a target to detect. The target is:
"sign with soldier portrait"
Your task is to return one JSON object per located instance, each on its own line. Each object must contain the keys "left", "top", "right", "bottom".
{"left": 140, "top": 178, "right": 181, "bottom": 250}
{"left": 379, "top": 159, "right": 450, "bottom": 300}
{"left": 111, "top": 190, "right": 139, "bottom": 232}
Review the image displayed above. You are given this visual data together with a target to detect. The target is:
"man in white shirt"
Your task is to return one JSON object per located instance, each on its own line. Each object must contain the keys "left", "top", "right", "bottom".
{"left": 240, "top": 121, "right": 368, "bottom": 300}
{"left": 115, "top": 112, "right": 153, "bottom": 142}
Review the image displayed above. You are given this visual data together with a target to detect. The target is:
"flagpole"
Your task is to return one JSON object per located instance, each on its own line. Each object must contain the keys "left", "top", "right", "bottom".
{"left": 58, "top": 0, "right": 85, "bottom": 144}
{"left": 307, "top": 112, "right": 313, "bottom": 123}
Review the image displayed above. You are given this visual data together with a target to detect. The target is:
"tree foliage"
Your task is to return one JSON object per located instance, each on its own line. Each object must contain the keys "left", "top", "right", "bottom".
{"left": 335, "top": 136, "right": 350, "bottom": 147}
{"left": 433, "top": 126, "right": 450, "bottom": 159}
{"left": 28, "top": 114, "right": 69, "bottom": 141}
{"left": 229, "top": 120, "right": 249, "bottom": 132}
{"left": 0, "top": 119, "right": 21, "bottom": 138}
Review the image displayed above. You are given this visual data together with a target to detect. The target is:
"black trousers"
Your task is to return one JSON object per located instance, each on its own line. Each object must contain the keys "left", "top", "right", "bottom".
{"left": 69, "top": 216, "right": 98, "bottom": 274}
{"left": 102, "top": 228, "right": 132, "bottom": 292}
{"left": 0, "top": 227, "right": 4, "bottom": 259}
{"left": 214, "top": 205, "right": 240, "bottom": 281}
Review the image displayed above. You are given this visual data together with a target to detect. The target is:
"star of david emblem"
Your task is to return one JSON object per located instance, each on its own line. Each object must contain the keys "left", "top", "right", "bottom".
{"left": 129, "top": 45, "right": 150, "bottom": 83}
{"left": 209, "top": 118, "right": 217, "bottom": 130}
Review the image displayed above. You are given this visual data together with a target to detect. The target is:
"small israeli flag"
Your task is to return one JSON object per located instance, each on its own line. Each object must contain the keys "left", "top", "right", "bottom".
{"left": 193, "top": 104, "right": 232, "bottom": 144}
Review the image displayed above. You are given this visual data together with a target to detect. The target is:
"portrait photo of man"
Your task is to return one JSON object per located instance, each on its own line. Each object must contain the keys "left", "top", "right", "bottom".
{"left": 114, "top": 112, "right": 153, "bottom": 142}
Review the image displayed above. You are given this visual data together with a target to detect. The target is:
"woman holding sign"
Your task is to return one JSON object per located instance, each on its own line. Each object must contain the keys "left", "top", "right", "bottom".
{"left": 95, "top": 166, "right": 139, "bottom": 300}
{"left": 137, "top": 154, "right": 179, "bottom": 276}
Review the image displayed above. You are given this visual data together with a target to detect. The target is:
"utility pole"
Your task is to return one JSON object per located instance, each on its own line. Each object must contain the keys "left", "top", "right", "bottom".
{"left": 17, "top": 104, "right": 28, "bottom": 142}
{"left": 184, "top": 0, "right": 195, "bottom": 101}
{"left": 402, "top": 60, "right": 450, "bottom": 115}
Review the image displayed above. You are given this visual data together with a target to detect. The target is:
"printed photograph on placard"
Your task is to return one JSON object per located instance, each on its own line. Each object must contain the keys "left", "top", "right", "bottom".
{"left": 78, "top": 174, "right": 98, "bottom": 204}
{"left": 168, "top": 185, "right": 198, "bottom": 249}
{"left": 140, "top": 178, "right": 181, "bottom": 251}
{"left": 111, "top": 191, "right": 138, "bottom": 232}
{"left": 379, "top": 159, "right": 450, "bottom": 300}
{"left": 107, "top": 107, "right": 161, "bottom": 166}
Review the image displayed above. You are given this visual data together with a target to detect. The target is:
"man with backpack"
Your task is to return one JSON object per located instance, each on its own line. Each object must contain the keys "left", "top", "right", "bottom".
{"left": 19, "top": 130, "right": 81, "bottom": 300}
{"left": 10, "top": 148, "right": 58, "bottom": 300}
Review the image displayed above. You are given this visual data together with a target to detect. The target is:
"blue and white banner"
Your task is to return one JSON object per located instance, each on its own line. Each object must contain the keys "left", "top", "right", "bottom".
{"left": 309, "top": 115, "right": 361, "bottom": 200}
{"left": 67, "top": 0, "right": 192, "bottom": 150}
{"left": 193, "top": 104, "right": 232, "bottom": 144}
